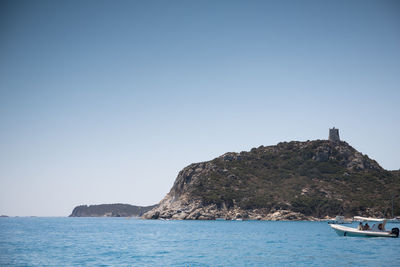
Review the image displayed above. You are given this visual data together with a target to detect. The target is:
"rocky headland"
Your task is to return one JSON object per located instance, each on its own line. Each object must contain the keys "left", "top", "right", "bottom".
{"left": 143, "top": 140, "right": 400, "bottom": 221}
{"left": 69, "top": 203, "right": 157, "bottom": 217}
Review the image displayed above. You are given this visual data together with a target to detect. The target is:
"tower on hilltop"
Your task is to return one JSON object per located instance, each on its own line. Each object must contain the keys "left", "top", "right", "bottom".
{"left": 329, "top": 127, "right": 340, "bottom": 142}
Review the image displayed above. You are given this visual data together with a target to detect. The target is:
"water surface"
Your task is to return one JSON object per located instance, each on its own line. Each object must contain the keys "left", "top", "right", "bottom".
{"left": 1, "top": 218, "right": 399, "bottom": 266}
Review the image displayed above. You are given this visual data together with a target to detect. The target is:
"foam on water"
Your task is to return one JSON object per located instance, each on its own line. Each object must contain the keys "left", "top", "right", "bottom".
{"left": 1, "top": 218, "right": 399, "bottom": 266}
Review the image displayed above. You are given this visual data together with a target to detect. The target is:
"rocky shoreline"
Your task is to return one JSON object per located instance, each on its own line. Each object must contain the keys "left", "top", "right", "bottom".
{"left": 144, "top": 206, "right": 322, "bottom": 221}
{"left": 142, "top": 193, "right": 325, "bottom": 221}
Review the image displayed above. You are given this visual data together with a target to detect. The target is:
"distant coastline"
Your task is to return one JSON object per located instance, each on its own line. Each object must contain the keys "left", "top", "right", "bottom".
{"left": 69, "top": 203, "right": 157, "bottom": 217}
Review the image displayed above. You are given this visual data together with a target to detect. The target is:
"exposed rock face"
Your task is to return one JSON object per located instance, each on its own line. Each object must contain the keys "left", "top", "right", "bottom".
{"left": 144, "top": 140, "right": 400, "bottom": 220}
{"left": 69, "top": 203, "right": 157, "bottom": 217}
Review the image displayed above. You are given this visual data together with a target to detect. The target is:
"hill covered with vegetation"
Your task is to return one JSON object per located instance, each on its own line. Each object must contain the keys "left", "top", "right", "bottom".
{"left": 144, "top": 140, "right": 400, "bottom": 220}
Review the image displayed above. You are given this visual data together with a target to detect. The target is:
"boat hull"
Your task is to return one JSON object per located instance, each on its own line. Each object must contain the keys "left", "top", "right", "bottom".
{"left": 330, "top": 224, "right": 398, "bottom": 238}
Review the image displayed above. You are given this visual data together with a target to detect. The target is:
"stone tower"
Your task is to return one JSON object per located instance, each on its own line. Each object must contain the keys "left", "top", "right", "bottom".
{"left": 329, "top": 127, "right": 340, "bottom": 142}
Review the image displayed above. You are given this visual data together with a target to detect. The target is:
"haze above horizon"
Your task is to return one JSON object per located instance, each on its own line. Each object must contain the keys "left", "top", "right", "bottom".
{"left": 1, "top": 0, "right": 399, "bottom": 216}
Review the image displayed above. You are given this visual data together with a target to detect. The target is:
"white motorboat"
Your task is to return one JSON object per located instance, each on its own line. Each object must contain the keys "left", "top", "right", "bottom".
{"left": 330, "top": 216, "right": 399, "bottom": 238}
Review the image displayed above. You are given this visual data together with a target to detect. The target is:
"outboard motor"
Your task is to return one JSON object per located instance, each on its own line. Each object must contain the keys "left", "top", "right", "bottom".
{"left": 391, "top": 228, "right": 399, "bottom": 238}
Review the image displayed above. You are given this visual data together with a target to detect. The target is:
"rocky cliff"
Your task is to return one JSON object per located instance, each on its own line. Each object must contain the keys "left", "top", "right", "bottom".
{"left": 69, "top": 203, "right": 157, "bottom": 217}
{"left": 143, "top": 140, "right": 400, "bottom": 220}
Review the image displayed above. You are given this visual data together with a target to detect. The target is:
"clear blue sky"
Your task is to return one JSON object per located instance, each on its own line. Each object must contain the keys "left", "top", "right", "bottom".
{"left": 1, "top": 0, "right": 399, "bottom": 216}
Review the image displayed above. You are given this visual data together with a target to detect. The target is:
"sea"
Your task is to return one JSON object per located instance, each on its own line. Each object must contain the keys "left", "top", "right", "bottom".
{"left": 1, "top": 217, "right": 399, "bottom": 266}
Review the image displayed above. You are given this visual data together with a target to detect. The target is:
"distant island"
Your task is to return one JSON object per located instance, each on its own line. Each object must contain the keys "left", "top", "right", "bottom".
{"left": 69, "top": 203, "right": 157, "bottom": 217}
{"left": 143, "top": 128, "right": 400, "bottom": 220}
{"left": 0, "top": 215, "right": 9, "bottom": 218}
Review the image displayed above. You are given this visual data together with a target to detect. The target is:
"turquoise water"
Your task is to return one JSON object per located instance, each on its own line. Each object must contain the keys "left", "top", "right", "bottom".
{"left": 1, "top": 218, "right": 399, "bottom": 266}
